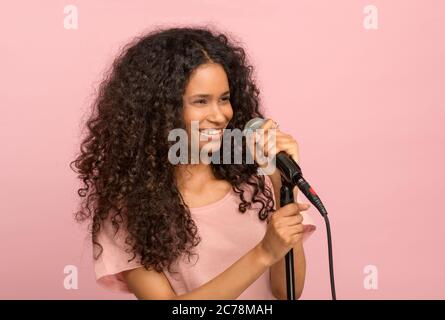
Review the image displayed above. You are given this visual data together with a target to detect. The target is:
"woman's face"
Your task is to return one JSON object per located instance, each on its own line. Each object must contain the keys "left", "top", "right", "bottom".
{"left": 182, "top": 63, "right": 233, "bottom": 154}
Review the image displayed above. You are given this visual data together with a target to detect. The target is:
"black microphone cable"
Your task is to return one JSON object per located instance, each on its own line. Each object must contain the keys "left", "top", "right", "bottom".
{"left": 294, "top": 175, "right": 336, "bottom": 300}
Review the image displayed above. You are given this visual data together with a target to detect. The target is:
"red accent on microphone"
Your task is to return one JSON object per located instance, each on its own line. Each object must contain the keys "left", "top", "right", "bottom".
{"left": 309, "top": 186, "right": 317, "bottom": 196}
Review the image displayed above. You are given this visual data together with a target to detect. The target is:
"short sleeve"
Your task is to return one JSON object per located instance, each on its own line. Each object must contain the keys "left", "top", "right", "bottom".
{"left": 263, "top": 174, "right": 316, "bottom": 244}
{"left": 93, "top": 217, "right": 143, "bottom": 293}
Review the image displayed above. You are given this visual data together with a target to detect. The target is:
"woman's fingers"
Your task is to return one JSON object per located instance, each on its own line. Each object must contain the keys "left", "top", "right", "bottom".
{"left": 280, "top": 213, "right": 304, "bottom": 226}
{"left": 298, "top": 202, "right": 311, "bottom": 211}
{"left": 260, "top": 119, "right": 278, "bottom": 131}
{"left": 257, "top": 119, "right": 279, "bottom": 157}
{"left": 289, "top": 224, "right": 305, "bottom": 236}
{"left": 250, "top": 118, "right": 300, "bottom": 169}
{"left": 279, "top": 203, "right": 310, "bottom": 225}
{"left": 255, "top": 125, "right": 298, "bottom": 159}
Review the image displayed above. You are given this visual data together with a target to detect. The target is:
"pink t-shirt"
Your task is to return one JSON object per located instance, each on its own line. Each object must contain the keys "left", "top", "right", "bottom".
{"left": 94, "top": 174, "right": 316, "bottom": 299}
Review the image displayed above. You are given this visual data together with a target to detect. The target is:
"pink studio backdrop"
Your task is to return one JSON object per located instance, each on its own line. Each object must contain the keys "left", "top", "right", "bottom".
{"left": 0, "top": 0, "right": 443, "bottom": 299}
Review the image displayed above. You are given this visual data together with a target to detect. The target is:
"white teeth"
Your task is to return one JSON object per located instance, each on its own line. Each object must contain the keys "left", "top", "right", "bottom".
{"left": 200, "top": 129, "right": 222, "bottom": 135}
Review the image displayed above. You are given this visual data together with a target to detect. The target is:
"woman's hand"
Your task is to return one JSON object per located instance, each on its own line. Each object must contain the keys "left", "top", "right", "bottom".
{"left": 258, "top": 201, "right": 311, "bottom": 266}
{"left": 248, "top": 118, "right": 300, "bottom": 169}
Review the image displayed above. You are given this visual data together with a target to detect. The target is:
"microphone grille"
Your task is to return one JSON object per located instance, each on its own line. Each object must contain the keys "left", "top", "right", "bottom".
{"left": 244, "top": 117, "right": 265, "bottom": 131}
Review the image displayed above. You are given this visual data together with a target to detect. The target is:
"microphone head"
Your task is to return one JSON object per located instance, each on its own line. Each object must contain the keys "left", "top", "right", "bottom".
{"left": 244, "top": 117, "right": 265, "bottom": 132}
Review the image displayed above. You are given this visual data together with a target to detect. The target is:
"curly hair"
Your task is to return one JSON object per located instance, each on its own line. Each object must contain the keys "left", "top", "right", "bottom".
{"left": 70, "top": 25, "right": 275, "bottom": 275}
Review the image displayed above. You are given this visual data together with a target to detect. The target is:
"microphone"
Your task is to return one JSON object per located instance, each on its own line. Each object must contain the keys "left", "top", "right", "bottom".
{"left": 244, "top": 117, "right": 336, "bottom": 300}
{"left": 244, "top": 117, "right": 327, "bottom": 217}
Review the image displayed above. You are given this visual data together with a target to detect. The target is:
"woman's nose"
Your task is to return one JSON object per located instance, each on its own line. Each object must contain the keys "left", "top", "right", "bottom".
{"left": 206, "top": 102, "right": 227, "bottom": 123}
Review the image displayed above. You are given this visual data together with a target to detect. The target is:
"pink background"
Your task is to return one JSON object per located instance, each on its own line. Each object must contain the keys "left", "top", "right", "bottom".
{"left": 0, "top": 0, "right": 444, "bottom": 299}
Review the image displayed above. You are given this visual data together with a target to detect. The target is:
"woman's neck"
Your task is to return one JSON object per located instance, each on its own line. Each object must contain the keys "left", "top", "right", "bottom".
{"left": 174, "top": 163, "right": 217, "bottom": 194}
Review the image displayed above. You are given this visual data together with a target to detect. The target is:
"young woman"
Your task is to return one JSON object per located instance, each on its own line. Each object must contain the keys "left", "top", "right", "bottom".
{"left": 71, "top": 26, "right": 316, "bottom": 300}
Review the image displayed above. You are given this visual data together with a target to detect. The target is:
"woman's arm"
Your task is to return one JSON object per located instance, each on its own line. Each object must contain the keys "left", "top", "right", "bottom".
{"left": 122, "top": 242, "right": 274, "bottom": 300}
{"left": 269, "top": 240, "right": 306, "bottom": 299}
{"left": 268, "top": 169, "right": 307, "bottom": 300}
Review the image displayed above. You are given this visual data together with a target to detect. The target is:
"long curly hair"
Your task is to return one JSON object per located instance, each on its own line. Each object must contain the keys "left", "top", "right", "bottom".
{"left": 70, "top": 26, "right": 275, "bottom": 274}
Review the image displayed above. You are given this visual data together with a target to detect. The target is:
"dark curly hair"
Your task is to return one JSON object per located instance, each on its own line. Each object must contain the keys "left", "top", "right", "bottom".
{"left": 70, "top": 25, "right": 275, "bottom": 275}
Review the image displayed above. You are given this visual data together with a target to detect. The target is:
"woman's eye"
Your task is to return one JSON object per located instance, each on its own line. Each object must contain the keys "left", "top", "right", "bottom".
{"left": 194, "top": 97, "right": 229, "bottom": 104}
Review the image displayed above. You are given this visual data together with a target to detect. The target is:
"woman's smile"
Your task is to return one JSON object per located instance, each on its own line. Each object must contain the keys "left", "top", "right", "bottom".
{"left": 199, "top": 128, "right": 224, "bottom": 139}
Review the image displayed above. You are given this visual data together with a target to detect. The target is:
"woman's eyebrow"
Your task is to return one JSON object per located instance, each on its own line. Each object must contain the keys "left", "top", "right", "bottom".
{"left": 190, "top": 91, "right": 230, "bottom": 98}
